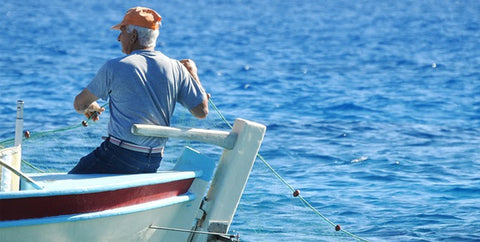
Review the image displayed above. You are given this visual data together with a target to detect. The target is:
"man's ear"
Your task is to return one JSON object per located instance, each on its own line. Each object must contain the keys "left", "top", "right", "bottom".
{"left": 130, "top": 29, "right": 138, "bottom": 44}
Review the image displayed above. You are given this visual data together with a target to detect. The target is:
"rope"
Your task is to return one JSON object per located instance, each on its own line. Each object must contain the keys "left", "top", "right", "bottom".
{"left": 208, "top": 98, "right": 370, "bottom": 242}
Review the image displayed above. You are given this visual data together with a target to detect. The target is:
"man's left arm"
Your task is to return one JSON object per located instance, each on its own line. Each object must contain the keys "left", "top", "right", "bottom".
{"left": 74, "top": 88, "right": 105, "bottom": 121}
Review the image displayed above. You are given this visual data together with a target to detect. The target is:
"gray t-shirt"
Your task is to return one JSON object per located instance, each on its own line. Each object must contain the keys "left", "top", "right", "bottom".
{"left": 87, "top": 50, "right": 206, "bottom": 147}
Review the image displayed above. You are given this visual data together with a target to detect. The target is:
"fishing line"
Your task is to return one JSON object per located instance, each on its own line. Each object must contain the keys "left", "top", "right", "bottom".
{"left": 208, "top": 98, "right": 369, "bottom": 242}
{"left": 0, "top": 103, "right": 109, "bottom": 147}
{"left": 0, "top": 102, "right": 110, "bottom": 172}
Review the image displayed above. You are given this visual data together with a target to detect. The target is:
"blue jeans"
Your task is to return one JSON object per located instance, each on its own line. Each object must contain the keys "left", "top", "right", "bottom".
{"left": 68, "top": 140, "right": 163, "bottom": 174}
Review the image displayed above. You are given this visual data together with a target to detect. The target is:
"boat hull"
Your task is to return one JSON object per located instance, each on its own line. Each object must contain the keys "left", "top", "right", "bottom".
{"left": 0, "top": 194, "right": 198, "bottom": 241}
{"left": 0, "top": 147, "right": 215, "bottom": 242}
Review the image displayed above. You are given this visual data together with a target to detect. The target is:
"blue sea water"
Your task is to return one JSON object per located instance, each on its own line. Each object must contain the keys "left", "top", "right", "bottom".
{"left": 1, "top": 0, "right": 479, "bottom": 241}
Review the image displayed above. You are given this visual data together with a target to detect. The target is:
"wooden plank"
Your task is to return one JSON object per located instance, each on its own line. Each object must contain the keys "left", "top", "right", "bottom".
{"left": 131, "top": 124, "right": 237, "bottom": 149}
{"left": 190, "top": 118, "right": 266, "bottom": 241}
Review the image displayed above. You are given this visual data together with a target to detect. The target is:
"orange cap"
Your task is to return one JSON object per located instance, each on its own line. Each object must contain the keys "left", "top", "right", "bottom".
{"left": 111, "top": 7, "right": 162, "bottom": 30}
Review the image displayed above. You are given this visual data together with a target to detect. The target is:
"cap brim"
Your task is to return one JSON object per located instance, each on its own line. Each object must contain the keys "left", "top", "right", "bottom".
{"left": 111, "top": 23, "right": 123, "bottom": 30}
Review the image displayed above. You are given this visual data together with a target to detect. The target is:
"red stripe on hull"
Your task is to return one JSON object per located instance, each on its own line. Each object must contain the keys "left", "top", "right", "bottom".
{"left": 0, "top": 178, "right": 194, "bottom": 221}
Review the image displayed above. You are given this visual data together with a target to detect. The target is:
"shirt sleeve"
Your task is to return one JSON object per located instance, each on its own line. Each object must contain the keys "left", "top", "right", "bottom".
{"left": 86, "top": 62, "right": 112, "bottom": 101}
{"left": 176, "top": 61, "right": 207, "bottom": 110}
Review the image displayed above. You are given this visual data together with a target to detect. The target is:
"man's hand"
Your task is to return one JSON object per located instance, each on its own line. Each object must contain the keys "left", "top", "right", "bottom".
{"left": 84, "top": 102, "right": 105, "bottom": 121}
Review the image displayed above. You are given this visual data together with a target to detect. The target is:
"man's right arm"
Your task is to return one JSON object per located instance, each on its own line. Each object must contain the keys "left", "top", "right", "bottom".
{"left": 180, "top": 59, "right": 209, "bottom": 119}
{"left": 189, "top": 98, "right": 209, "bottom": 119}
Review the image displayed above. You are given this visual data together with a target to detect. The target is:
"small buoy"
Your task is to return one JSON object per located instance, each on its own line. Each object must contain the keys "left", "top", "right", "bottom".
{"left": 24, "top": 130, "right": 31, "bottom": 139}
{"left": 293, "top": 189, "right": 300, "bottom": 197}
{"left": 82, "top": 120, "right": 88, "bottom": 127}
{"left": 335, "top": 224, "right": 341, "bottom": 231}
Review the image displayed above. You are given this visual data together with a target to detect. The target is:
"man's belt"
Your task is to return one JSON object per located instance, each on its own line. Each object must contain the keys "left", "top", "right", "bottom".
{"left": 108, "top": 136, "right": 164, "bottom": 154}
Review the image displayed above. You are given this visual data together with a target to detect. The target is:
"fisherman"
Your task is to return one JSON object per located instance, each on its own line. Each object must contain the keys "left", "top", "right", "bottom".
{"left": 69, "top": 6, "right": 209, "bottom": 174}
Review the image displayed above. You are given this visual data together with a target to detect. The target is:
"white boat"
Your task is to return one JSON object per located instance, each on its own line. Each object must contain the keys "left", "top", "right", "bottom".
{"left": 0, "top": 100, "right": 266, "bottom": 242}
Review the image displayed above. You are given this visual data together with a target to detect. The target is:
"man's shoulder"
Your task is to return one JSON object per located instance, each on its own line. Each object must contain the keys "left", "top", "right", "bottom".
{"left": 103, "top": 51, "right": 181, "bottom": 72}
{"left": 103, "top": 55, "right": 139, "bottom": 69}
{"left": 104, "top": 55, "right": 128, "bottom": 65}
{"left": 143, "top": 51, "right": 177, "bottom": 65}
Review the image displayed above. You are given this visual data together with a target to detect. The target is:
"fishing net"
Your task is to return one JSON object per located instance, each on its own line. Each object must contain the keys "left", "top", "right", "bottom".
{"left": 0, "top": 99, "right": 367, "bottom": 242}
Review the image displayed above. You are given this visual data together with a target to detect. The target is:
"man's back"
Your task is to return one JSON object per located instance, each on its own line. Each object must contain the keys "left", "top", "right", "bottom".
{"left": 88, "top": 50, "right": 206, "bottom": 147}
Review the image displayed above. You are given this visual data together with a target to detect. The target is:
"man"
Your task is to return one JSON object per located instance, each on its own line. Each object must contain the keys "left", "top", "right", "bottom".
{"left": 69, "top": 7, "right": 209, "bottom": 174}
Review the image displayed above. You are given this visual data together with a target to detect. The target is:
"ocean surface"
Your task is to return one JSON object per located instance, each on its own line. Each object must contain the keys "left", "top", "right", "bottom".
{"left": 1, "top": 0, "right": 479, "bottom": 241}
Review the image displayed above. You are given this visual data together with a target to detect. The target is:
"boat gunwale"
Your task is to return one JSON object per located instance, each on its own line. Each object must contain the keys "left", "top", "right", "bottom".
{"left": 0, "top": 170, "right": 201, "bottom": 199}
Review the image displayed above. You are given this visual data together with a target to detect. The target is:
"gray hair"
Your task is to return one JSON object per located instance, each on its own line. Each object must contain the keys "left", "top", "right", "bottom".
{"left": 126, "top": 25, "right": 159, "bottom": 48}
